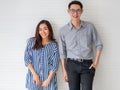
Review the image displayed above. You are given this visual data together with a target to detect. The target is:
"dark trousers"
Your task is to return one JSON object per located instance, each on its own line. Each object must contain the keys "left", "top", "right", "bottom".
{"left": 66, "top": 58, "right": 95, "bottom": 90}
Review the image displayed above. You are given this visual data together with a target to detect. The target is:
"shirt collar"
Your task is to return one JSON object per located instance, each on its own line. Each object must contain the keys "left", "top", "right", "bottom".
{"left": 68, "top": 20, "right": 85, "bottom": 30}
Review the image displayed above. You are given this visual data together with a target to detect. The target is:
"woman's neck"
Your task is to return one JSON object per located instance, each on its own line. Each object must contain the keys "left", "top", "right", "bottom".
{"left": 42, "top": 38, "right": 50, "bottom": 45}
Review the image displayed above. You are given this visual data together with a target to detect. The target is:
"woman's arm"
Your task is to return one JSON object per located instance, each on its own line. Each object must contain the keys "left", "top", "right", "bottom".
{"left": 42, "top": 70, "right": 55, "bottom": 87}
{"left": 42, "top": 43, "right": 59, "bottom": 87}
{"left": 27, "top": 63, "right": 42, "bottom": 86}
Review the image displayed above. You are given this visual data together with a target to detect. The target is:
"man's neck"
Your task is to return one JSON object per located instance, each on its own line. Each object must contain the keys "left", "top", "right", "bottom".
{"left": 71, "top": 20, "right": 81, "bottom": 29}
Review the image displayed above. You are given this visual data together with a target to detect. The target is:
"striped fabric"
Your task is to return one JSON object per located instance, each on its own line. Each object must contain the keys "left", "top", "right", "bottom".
{"left": 24, "top": 37, "right": 59, "bottom": 90}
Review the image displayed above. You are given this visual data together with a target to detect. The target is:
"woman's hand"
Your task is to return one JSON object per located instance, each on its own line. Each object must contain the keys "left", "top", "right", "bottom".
{"left": 33, "top": 73, "right": 42, "bottom": 86}
{"left": 41, "top": 79, "right": 50, "bottom": 87}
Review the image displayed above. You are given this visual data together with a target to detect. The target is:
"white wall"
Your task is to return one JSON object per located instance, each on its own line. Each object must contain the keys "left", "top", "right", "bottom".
{"left": 0, "top": 0, "right": 120, "bottom": 90}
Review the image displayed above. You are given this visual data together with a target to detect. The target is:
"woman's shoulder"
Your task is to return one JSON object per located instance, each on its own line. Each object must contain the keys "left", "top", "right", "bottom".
{"left": 26, "top": 37, "right": 35, "bottom": 46}
{"left": 49, "top": 41, "right": 58, "bottom": 48}
{"left": 48, "top": 42, "right": 59, "bottom": 52}
{"left": 50, "top": 41, "right": 58, "bottom": 45}
{"left": 27, "top": 37, "right": 35, "bottom": 42}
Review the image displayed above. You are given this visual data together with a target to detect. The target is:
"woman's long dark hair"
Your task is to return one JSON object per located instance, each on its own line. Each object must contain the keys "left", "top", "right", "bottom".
{"left": 32, "top": 20, "right": 56, "bottom": 50}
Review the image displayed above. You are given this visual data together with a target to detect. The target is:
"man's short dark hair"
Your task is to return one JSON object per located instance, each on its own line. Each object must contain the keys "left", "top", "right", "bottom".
{"left": 68, "top": 0, "right": 83, "bottom": 9}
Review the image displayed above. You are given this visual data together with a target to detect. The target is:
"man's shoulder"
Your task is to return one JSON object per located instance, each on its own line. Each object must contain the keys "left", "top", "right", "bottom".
{"left": 82, "top": 20, "right": 94, "bottom": 27}
{"left": 60, "top": 23, "right": 69, "bottom": 29}
{"left": 60, "top": 23, "right": 70, "bottom": 33}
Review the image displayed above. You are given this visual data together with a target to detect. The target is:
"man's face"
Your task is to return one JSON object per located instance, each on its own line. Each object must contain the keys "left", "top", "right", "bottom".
{"left": 68, "top": 4, "right": 83, "bottom": 21}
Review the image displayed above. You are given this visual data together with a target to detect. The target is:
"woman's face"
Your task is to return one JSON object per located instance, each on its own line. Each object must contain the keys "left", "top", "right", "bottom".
{"left": 39, "top": 23, "right": 49, "bottom": 40}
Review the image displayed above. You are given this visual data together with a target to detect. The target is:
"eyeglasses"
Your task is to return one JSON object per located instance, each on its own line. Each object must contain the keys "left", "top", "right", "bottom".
{"left": 69, "top": 9, "right": 81, "bottom": 14}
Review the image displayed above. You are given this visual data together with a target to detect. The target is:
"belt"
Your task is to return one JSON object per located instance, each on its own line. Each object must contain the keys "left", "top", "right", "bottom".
{"left": 67, "top": 58, "right": 92, "bottom": 63}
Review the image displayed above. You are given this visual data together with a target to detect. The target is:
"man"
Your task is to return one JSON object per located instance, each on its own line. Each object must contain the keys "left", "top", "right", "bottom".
{"left": 59, "top": 0, "right": 103, "bottom": 90}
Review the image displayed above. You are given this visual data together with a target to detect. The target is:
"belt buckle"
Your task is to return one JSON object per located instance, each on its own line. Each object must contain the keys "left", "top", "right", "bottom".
{"left": 78, "top": 59, "right": 84, "bottom": 62}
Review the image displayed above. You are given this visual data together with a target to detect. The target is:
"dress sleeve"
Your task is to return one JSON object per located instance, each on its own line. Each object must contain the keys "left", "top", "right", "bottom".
{"left": 49, "top": 43, "right": 60, "bottom": 73}
{"left": 24, "top": 38, "right": 33, "bottom": 66}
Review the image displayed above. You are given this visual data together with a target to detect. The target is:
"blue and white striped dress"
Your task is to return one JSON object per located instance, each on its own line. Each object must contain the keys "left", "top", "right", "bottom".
{"left": 24, "top": 37, "right": 59, "bottom": 90}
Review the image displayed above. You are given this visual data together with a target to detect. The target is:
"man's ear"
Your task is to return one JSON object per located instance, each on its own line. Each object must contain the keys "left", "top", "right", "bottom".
{"left": 67, "top": 9, "right": 70, "bottom": 14}
{"left": 81, "top": 9, "right": 83, "bottom": 13}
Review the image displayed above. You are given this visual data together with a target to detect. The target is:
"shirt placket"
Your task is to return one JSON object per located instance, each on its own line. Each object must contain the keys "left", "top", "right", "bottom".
{"left": 77, "top": 30, "right": 82, "bottom": 59}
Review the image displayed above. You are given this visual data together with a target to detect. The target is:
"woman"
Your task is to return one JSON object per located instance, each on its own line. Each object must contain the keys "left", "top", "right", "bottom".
{"left": 24, "top": 20, "right": 59, "bottom": 90}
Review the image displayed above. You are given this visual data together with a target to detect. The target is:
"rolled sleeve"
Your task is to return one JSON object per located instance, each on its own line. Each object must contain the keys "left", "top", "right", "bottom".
{"left": 59, "top": 30, "right": 67, "bottom": 59}
{"left": 96, "top": 44, "right": 103, "bottom": 50}
{"left": 92, "top": 25, "right": 103, "bottom": 51}
{"left": 24, "top": 38, "right": 33, "bottom": 66}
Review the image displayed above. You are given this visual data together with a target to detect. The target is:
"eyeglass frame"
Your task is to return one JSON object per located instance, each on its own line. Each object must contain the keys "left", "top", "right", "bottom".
{"left": 69, "top": 9, "right": 82, "bottom": 14}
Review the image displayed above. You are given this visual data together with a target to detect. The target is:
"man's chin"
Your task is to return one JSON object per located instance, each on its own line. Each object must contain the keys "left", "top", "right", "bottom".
{"left": 72, "top": 18, "right": 79, "bottom": 21}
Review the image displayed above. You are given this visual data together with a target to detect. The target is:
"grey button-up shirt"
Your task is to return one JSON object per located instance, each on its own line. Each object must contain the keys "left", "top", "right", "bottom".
{"left": 59, "top": 20, "right": 103, "bottom": 60}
